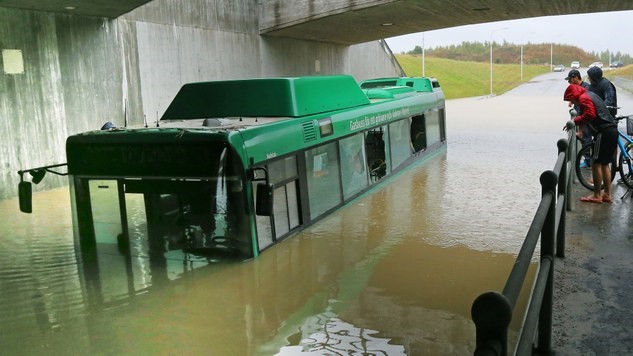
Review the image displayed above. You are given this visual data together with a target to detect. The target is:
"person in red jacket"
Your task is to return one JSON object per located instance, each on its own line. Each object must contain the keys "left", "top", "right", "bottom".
{"left": 563, "top": 84, "right": 618, "bottom": 203}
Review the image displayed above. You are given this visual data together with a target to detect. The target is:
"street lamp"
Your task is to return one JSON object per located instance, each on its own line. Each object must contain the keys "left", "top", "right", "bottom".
{"left": 490, "top": 27, "right": 509, "bottom": 96}
{"left": 422, "top": 32, "right": 425, "bottom": 76}
{"left": 520, "top": 45, "right": 523, "bottom": 81}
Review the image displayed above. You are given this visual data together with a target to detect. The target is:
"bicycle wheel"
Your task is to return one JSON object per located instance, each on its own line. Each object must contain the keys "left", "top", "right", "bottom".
{"left": 618, "top": 143, "right": 633, "bottom": 189}
{"left": 576, "top": 144, "right": 595, "bottom": 190}
{"left": 575, "top": 143, "right": 616, "bottom": 191}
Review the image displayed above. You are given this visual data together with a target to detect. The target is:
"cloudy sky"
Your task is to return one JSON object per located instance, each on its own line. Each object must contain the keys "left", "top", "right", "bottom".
{"left": 385, "top": 10, "right": 633, "bottom": 60}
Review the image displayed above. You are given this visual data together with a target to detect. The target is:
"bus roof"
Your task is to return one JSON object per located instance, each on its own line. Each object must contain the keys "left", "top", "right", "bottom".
{"left": 161, "top": 75, "right": 371, "bottom": 120}
{"left": 359, "top": 77, "right": 438, "bottom": 93}
{"left": 363, "top": 86, "right": 417, "bottom": 100}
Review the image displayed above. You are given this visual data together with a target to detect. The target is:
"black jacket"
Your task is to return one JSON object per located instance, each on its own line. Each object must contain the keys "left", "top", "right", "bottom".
{"left": 589, "top": 78, "right": 618, "bottom": 116}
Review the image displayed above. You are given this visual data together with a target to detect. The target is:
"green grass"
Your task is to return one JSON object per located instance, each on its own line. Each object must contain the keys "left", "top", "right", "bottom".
{"left": 605, "top": 65, "right": 633, "bottom": 80}
{"left": 395, "top": 55, "right": 551, "bottom": 99}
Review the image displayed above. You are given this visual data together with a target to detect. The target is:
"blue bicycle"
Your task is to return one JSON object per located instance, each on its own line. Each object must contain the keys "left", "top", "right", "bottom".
{"left": 575, "top": 114, "right": 633, "bottom": 191}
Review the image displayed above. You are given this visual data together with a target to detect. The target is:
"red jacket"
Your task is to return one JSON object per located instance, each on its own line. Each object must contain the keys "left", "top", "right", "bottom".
{"left": 563, "top": 84, "right": 596, "bottom": 126}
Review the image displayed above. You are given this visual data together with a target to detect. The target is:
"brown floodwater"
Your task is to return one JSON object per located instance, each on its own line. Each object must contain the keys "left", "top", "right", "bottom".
{"left": 1, "top": 90, "right": 570, "bottom": 355}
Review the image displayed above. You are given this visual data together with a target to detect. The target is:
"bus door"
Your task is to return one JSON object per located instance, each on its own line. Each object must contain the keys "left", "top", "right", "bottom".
{"left": 365, "top": 126, "right": 390, "bottom": 182}
{"left": 254, "top": 155, "right": 301, "bottom": 251}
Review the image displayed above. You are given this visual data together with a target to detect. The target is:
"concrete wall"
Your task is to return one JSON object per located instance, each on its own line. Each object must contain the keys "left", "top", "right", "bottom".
{"left": 0, "top": 0, "right": 402, "bottom": 200}
{"left": 0, "top": 10, "right": 125, "bottom": 197}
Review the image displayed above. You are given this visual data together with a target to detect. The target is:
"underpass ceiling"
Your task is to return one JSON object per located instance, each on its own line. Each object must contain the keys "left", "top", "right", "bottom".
{"left": 0, "top": 0, "right": 153, "bottom": 18}
{"left": 259, "top": 1, "right": 633, "bottom": 45}
{"left": 1, "top": 0, "right": 633, "bottom": 46}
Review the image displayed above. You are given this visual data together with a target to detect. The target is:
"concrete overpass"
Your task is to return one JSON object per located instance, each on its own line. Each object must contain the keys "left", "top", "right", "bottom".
{"left": 2, "top": 0, "right": 633, "bottom": 44}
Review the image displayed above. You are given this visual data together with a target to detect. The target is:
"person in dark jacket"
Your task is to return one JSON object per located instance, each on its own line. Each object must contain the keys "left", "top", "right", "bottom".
{"left": 563, "top": 84, "right": 618, "bottom": 203}
{"left": 587, "top": 66, "right": 618, "bottom": 116}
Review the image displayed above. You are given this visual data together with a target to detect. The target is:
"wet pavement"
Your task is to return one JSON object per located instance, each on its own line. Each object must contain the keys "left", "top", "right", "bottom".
{"left": 552, "top": 180, "right": 633, "bottom": 355}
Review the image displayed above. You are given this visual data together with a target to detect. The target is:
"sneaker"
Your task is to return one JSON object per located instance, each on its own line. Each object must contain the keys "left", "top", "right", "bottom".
{"left": 579, "top": 161, "right": 590, "bottom": 169}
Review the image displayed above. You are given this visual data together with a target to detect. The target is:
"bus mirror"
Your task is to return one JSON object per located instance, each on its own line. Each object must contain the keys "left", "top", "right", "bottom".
{"left": 251, "top": 168, "right": 265, "bottom": 182}
{"left": 18, "top": 181, "right": 33, "bottom": 213}
{"left": 256, "top": 183, "right": 273, "bottom": 216}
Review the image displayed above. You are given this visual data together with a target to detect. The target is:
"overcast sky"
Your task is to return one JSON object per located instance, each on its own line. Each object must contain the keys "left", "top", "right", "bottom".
{"left": 385, "top": 10, "right": 633, "bottom": 60}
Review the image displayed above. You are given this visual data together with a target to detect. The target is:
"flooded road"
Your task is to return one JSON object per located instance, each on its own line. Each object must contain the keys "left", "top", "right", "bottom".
{"left": 2, "top": 71, "right": 617, "bottom": 355}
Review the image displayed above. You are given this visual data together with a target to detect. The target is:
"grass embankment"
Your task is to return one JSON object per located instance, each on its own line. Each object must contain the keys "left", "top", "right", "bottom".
{"left": 395, "top": 55, "right": 550, "bottom": 99}
{"left": 604, "top": 65, "right": 633, "bottom": 80}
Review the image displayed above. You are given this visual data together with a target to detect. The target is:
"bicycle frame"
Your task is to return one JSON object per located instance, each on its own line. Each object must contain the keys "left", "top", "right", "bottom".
{"left": 616, "top": 120, "right": 633, "bottom": 188}
{"left": 617, "top": 129, "right": 633, "bottom": 156}
{"left": 574, "top": 115, "right": 633, "bottom": 191}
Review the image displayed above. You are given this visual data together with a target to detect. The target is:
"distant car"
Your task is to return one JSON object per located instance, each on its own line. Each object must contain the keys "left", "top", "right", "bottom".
{"left": 610, "top": 61, "right": 624, "bottom": 68}
{"left": 589, "top": 62, "right": 603, "bottom": 69}
{"left": 553, "top": 64, "right": 565, "bottom": 72}
{"left": 571, "top": 61, "right": 580, "bottom": 69}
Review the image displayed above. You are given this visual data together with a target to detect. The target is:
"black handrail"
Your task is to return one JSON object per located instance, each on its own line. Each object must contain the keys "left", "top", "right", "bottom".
{"left": 471, "top": 123, "right": 576, "bottom": 355}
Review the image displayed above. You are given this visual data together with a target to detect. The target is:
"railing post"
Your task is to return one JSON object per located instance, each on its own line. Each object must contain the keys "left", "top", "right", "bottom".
{"left": 537, "top": 170, "right": 557, "bottom": 354}
{"left": 471, "top": 292, "right": 512, "bottom": 356}
{"left": 557, "top": 139, "right": 568, "bottom": 258}
{"left": 566, "top": 120, "right": 578, "bottom": 192}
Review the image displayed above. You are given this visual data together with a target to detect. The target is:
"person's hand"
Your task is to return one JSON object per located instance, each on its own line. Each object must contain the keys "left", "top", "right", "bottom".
{"left": 563, "top": 120, "right": 575, "bottom": 132}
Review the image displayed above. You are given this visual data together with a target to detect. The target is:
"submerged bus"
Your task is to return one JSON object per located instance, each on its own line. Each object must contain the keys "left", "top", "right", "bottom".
{"left": 18, "top": 75, "right": 446, "bottom": 261}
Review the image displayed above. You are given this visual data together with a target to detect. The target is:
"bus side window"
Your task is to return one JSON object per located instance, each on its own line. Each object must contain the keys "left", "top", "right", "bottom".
{"left": 411, "top": 114, "right": 427, "bottom": 152}
{"left": 340, "top": 133, "right": 368, "bottom": 199}
{"left": 256, "top": 183, "right": 273, "bottom": 216}
{"left": 365, "top": 129, "right": 386, "bottom": 181}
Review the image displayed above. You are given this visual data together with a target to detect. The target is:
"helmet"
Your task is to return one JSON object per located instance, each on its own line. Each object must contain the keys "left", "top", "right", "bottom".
{"left": 587, "top": 66, "right": 603, "bottom": 82}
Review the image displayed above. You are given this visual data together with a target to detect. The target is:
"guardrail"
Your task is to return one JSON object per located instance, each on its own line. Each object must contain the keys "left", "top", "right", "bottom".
{"left": 379, "top": 39, "right": 406, "bottom": 77}
{"left": 471, "top": 124, "right": 576, "bottom": 355}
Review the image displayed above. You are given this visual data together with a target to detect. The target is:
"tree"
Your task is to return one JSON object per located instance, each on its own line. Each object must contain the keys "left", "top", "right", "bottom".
{"left": 407, "top": 46, "right": 423, "bottom": 55}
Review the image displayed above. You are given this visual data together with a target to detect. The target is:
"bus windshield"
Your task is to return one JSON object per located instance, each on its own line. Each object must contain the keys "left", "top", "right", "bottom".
{"left": 71, "top": 144, "right": 253, "bottom": 261}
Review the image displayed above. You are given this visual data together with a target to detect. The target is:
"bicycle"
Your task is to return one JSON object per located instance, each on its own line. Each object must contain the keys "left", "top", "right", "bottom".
{"left": 575, "top": 114, "right": 633, "bottom": 191}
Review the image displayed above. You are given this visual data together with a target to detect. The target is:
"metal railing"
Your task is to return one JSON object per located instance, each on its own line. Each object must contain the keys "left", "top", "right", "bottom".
{"left": 379, "top": 39, "right": 406, "bottom": 77}
{"left": 471, "top": 124, "right": 576, "bottom": 355}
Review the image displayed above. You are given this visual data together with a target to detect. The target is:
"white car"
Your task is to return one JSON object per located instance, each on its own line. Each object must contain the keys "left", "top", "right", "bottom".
{"left": 571, "top": 61, "right": 580, "bottom": 69}
{"left": 589, "top": 62, "right": 603, "bottom": 69}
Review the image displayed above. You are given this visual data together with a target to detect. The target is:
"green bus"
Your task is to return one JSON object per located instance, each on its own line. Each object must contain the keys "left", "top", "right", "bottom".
{"left": 19, "top": 75, "right": 446, "bottom": 261}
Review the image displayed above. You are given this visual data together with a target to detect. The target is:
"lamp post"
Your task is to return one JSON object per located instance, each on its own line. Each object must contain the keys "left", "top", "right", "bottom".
{"left": 422, "top": 32, "right": 425, "bottom": 76}
{"left": 490, "top": 27, "right": 509, "bottom": 96}
{"left": 608, "top": 37, "right": 622, "bottom": 66}
{"left": 520, "top": 45, "right": 523, "bottom": 81}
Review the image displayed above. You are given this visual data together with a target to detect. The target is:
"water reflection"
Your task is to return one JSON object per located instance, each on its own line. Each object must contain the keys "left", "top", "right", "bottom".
{"left": 277, "top": 315, "right": 406, "bottom": 355}
{"left": 0, "top": 157, "right": 537, "bottom": 355}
